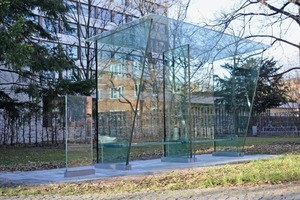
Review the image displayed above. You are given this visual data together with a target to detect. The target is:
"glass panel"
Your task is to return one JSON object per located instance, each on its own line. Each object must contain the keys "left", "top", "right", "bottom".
{"left": 97, "top": 19, "right": 152, "bottom": 51}
{"left": 65, "top": 95, "right": 93, "bottom": 170}
{"left": 213, "top": 58, "right": 260, "bottom": 155}
{"left": 90, "top": 15, "right": 268, "bottom": 164}
{"left": 96, "top": 19, "right": 152, "bottom": 165}
{"left": 163, "top": 45, "right": 192, "bottom": 159}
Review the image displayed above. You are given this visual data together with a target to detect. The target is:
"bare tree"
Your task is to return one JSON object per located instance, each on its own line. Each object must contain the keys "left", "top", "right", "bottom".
{"left": 209, "top": 0, "right": 299, "bottom": 74}
{"left": 64, "top": 0, "right": 183, "bottom": 96}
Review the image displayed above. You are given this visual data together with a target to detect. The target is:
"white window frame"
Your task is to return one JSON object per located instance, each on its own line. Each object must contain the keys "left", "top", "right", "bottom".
{"left": 152, "top": 82, "right": 158, "bottom": 96}
{"left": 67, "top": 45, "right": 78, "bottom": 59}
{"left": 99, "top": 8, "right": 111, "bottom": 22}
{"left": 110, "top": 86, "right": 124, "bottom": 99}
{"left": 111, "top": 64, "right": 124, "bottom": 77}
{"left": 112, "top": 11, "right": 125, "bottom": 24}
{"left": 134, "top": 83, "right": 140, "bottom": 97}
{"left": 42, "top": 17, "right": 59, "bottom": 33}
{"left": 98, "top": 89, "right": 103, "bottom": 100}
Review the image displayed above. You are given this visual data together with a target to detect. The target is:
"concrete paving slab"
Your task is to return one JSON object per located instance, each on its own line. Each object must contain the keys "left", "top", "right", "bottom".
{"left": 0, "top": 154, "right": 276, "bottom": 186}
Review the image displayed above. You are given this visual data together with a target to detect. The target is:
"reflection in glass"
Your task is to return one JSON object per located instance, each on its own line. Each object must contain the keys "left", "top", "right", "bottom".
{"left": 87, "top": 15, "right": 267, "bottom": 167}
{"left": 65, "top": 95, "right": 94, "bottom": 177}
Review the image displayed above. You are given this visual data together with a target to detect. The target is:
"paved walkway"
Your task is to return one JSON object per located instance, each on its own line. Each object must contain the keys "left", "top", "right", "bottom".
{"left": 2, "top": 154, "right": 300, "bottom": 199}
{"left": 0, "top": 154, "right": 275, "bottom": 186}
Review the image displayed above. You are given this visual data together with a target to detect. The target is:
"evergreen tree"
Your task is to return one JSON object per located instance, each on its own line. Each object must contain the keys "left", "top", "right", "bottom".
{"left": 214, "top": 58, "right": 260, "bottom": 111}
{"left": 214, "top": 58, "right": 288, "bottom": 114}
{"left": 0, "top": 0, "right": 75, "bottom": 120}
{"left": 253, "top": 58, "right": 289, "bottom": 113}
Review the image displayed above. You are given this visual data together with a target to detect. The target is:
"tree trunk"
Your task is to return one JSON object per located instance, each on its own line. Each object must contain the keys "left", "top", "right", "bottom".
{"left": 35, "top": 111, "right": 38, "bottom": 144}
{"left": 28, "top": 117, "right": 31, "bottom": 144}
{"left": 22, "top": 116, "right": 25, "bottom": 144}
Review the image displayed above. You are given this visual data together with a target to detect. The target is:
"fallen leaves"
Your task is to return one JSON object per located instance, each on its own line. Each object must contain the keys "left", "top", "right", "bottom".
{"left": 0, "top": 161, "right": 65, "bottom": 172}
{"left": 0, "top": 143, "right": 299, "bottom": 172}
{"left": 244, "top": 143, "right": 300, "bottom": 154}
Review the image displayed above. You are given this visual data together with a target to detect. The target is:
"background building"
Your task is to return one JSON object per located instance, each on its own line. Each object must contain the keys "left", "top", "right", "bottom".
{"left": 0, "top": 0, "right": 169, "bottom": 145}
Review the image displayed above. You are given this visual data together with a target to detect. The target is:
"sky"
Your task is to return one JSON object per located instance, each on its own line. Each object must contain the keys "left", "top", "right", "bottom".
{"left": 186, "top": 0, "right": 233, "bottom": 23}
{"left": 182, "top": 0, "right": 300, "bottom": 72}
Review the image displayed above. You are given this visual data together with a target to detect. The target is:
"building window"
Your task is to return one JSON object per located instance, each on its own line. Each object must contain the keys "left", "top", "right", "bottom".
{"left": 66, "top": 23, "right": 77, "bottom": 36}
{"left": 111, "top": 64, "right": 124, "bottom": 77}
{"left": 89, "top": 27, "right": 96, "bottom": 36}
{"left": 152, "top": 82, "right": 158, "bottom": 96}
{"left": 97, "top": 71, "right": 103, "bottom": 79}
{"left": 63, "top": 69, "right": 75, "bottom": 80}
{"left": 90, "top": 6, "right": 96, "bottom": 17}
{"left": 134, "top": 83, "right": 140, "bottom": 97}
{"left": 173, "top": 82, "right": 181, "bottom": 94}
{"left": 79, "top": 25, "right": 85, "bottom": 38}
{"left": 128, "top": 55, "right": 142, "bottom": 72}
{"left": 100, "top": 50, "right": 111, "bottom": 59}
{"left": 80, "top": 3, "right": 89, "bottom": 16}
{"left": 98, "top": 8, "right": 111, "bottom": 22}
{"left": 43, "top": 42, "right": 53, "bottom": 48}
{"left": 111, "top": 53, "right": 125, "bottom": 77}
{"left": 117, "top": 0, "right": 128, "bottom": 6}
{"left": 80, "top": 47, "right": 86, "bottom": 58}
{"left": 70, "top": 45, "right": 78, "bottom": 59}
{"left": 112, "top": 11, "right": 124, "bottom": 25}
{"left": 99, "top": 51, "right": 111, "bottom": 64}
{"left": 99, "top": 51, "right": 111, "bottom": 70}
{"left": 153, "top": 23, "right": 167, "bottom": 34}
{"left": 42, "top": 17, "right": 59, "bottom": 33}
{"left": 28, "top": 15, "right": 38, "bottom": 25}
{"left": 109, "top": 111, "right": 125, "bottom": 136}
{"left": 110, "top": 87, "right": 124, "bottom": 99}
{"left": 114, "top": 53, "right": 125, "bottom": 63}
{"left": 98, "top": 89, "right": 103, "bottom": 99}
{"left": 66, "top": 1, "right": 77, "bottom": 9}
{"left": 64, "top": 45, "right": 78, "bottom": 59}
{"left": 80, "top": 25, "right": 95, "bottom": 38}
{"left": 80, "top": 3, "right": 95, "bottom": 17}
{"left": 150, "top": 39, "right": 167, "bottom": 53}
{"left": 42, "top": 71, "right": 55, "bottom": 79}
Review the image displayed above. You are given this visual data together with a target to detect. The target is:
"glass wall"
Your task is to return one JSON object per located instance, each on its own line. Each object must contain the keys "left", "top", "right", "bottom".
{"left": 163, "top": 45, "right": 193, "bottom": 160}
{"left": 65, "top": 95, "right": 94, "bottom": 176}
{"left": 96, "top": 19, "right": 153, "bottom": 167}
{"left": 88, "top": 14, "right": 267, "bottom": 167}
{"left": 213, "top": 59, "right": 260, "bottom": 156}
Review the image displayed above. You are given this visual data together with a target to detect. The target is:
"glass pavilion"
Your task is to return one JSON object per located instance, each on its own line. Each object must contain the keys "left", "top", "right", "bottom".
{"left": 87, "top": 14, "right": 267, "bottom": 169}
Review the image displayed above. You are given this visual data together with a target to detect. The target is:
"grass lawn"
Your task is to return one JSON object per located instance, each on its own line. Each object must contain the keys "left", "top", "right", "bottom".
{"left": 1, "top": 152, "right": 300, "bottom": 196}
{"left": 245, "top": 136, "right": 300, "bottom": 145}
{"left": 1, "top": 136, "right": 300, "bottom": 170}
{"left": 1, "top": 136, "right": 300, "bottom": 196}
{"left": 0, "top": 146, "right": 65, "bottom": 166}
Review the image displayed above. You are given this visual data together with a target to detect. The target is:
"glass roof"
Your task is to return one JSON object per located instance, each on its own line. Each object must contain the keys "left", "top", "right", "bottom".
{"left": 87, "top": 14, "right": 269, "bottom": 62}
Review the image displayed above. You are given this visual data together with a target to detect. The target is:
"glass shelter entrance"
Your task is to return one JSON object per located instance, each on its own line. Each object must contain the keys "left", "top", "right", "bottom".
{"left": 87, "top": 14, "right": 267, "bottom": 169}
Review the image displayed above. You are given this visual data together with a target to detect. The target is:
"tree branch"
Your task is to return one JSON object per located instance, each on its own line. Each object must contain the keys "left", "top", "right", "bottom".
{"left": 245, "top": 34, "right": 300, "bottom": 49}
{"left": 259, "top": 0, "right": 300, "bottom": 25}
{"left": 271, "top": 66, "right": 300, "bottom": 77}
